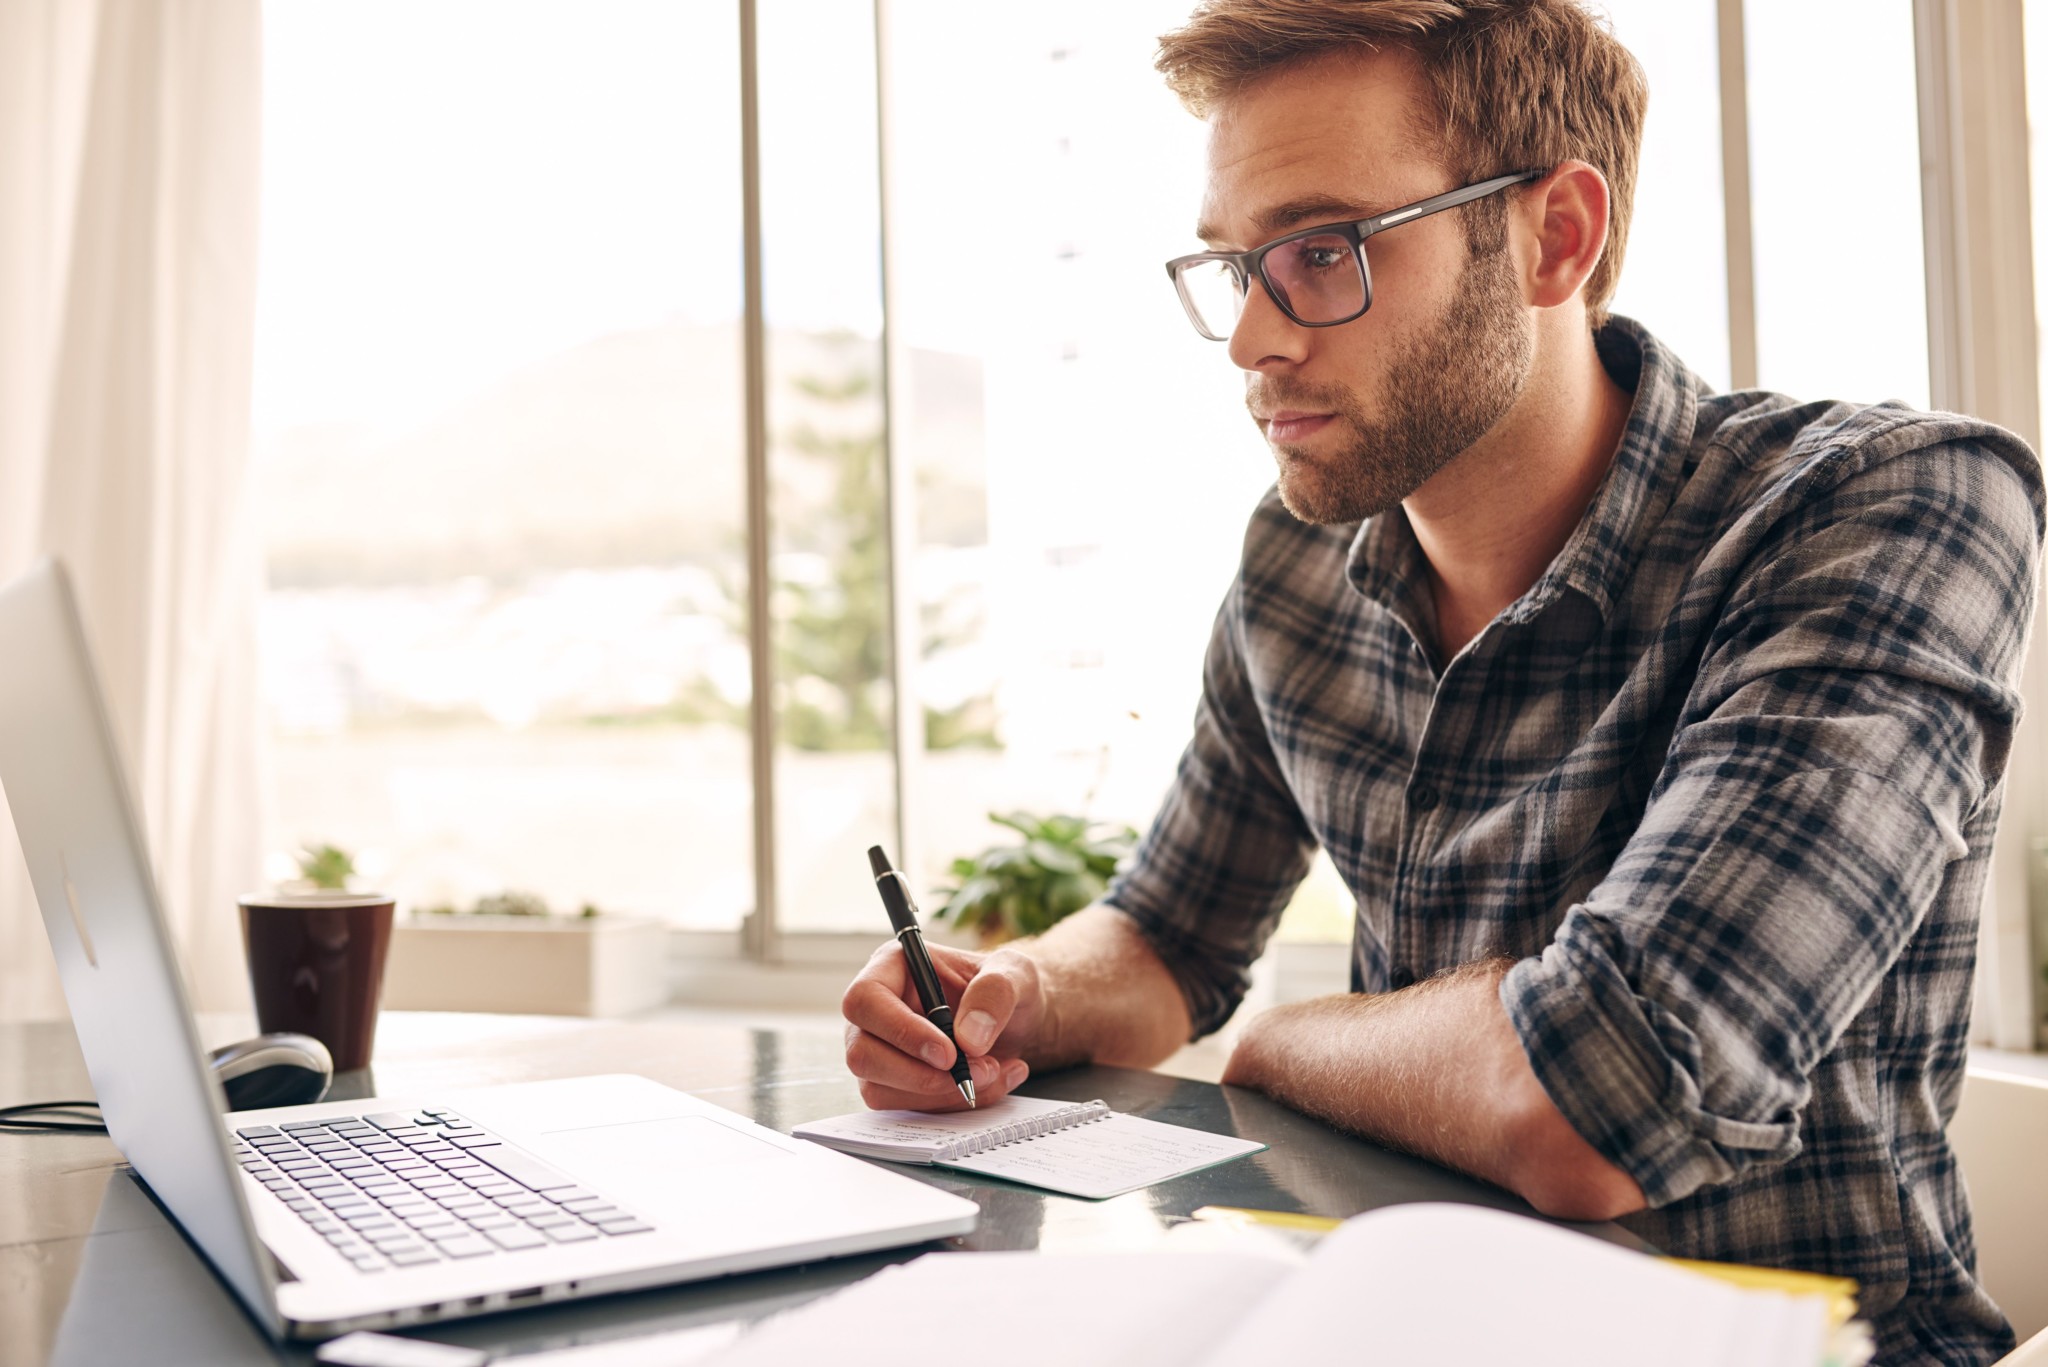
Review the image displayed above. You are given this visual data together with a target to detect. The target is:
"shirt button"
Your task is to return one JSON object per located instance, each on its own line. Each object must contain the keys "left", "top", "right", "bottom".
{"left": 1389, "top": 966, "right": 1416, "bottom": 989}
{"left": 1407, "top": 784, "right": 1439, "bottom": 812}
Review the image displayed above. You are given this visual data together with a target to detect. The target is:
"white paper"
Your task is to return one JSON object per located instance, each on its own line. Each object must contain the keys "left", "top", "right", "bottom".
{"left": 944, "top": 1110, "right": 1266, "bottom": 1199}
{"left": 696, "top": 1250, "right": 1293, "bottom": 1367}
{"left": 790, "top": 1096, "right": 1082, "bottom": 1162}
{"left": 1196, "top": 1204, "right": 1828, "bottom": 1367}
{"left": 694, "top": 1203, "right": 1831, "bottom": 1367}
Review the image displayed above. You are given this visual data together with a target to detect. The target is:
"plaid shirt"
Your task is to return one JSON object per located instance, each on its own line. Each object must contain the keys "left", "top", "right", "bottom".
{"left": 1107, "top": 318, "right": 2043, "bottom": 1366}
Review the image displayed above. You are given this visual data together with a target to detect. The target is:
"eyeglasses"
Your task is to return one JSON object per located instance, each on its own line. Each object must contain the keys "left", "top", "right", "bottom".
{"left": 1164, "top": 169, "right": 1546, "bottom": 341}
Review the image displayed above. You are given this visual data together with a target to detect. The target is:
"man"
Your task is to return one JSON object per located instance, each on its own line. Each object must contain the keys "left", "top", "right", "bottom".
{"left": 840, "top": 3, "right": 2042, "bottom": 1362}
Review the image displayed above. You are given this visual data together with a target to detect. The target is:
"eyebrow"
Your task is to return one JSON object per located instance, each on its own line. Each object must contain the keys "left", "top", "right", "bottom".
{"left": 1195, "top": 193, "right": 1389, "bottom": 249}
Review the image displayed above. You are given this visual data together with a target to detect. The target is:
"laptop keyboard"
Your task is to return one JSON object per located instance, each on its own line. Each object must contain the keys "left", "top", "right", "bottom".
{"left": 231, "top": 1108, "right": 653, "bottom": 1274}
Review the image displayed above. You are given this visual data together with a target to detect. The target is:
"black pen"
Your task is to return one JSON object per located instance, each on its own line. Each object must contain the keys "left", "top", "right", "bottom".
{"left": 867, "top": 845, "right": 976, "bottom": 1108}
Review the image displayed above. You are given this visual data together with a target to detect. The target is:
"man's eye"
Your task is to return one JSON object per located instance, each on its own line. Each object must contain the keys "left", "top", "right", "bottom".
{"left": 1300, "top": 247, "right": 1348, "bottom": 271}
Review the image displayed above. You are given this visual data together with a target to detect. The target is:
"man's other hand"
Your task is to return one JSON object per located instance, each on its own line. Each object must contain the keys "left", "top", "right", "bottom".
{"left": 840, "top": 940, "right": 1045, "bottom": 1111}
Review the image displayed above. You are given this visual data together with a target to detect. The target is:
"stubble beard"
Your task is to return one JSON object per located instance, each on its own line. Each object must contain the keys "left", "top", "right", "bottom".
{"left": 1255, "top": 244, "right": 1534, "bottom": 526}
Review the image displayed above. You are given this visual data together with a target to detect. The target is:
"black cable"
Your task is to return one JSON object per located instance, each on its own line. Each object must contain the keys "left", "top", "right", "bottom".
{"left": 0, "top": 1100, "right": 106, "bottom": 1133}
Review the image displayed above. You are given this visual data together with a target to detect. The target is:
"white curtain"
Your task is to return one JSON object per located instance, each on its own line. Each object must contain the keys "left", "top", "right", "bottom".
{"left": 0, "top": 0, "right": 265, "bottom": 1021}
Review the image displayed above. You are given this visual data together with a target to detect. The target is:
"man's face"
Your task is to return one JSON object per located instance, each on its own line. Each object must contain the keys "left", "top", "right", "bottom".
{"left": 1199, "top": 50, "right": 1534, "bottom": 524}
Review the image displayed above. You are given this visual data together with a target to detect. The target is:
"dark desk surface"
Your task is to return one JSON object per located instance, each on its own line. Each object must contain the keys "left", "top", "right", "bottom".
{"left": 0, "top": 1012, "right": 1643, "bottom": 1364}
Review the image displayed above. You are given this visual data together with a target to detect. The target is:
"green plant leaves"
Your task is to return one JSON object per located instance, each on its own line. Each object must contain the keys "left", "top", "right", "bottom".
{"left": 929, "top": 810, "right": 1139, "bottom": 940}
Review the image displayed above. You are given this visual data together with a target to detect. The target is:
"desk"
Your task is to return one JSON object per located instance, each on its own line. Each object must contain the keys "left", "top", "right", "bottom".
{"left": 0, "top": 1011, "right": 1644, "bottom": 1364}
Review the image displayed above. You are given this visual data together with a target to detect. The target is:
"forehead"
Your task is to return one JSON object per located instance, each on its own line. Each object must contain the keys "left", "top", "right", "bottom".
{"left": 1198, "top": 48, "right": 1445, "bottom": 245}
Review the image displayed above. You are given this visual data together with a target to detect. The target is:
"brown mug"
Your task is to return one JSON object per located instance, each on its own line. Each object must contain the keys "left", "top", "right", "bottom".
{"left": 238, "top": 891, "right": 396, "bottom": 1072}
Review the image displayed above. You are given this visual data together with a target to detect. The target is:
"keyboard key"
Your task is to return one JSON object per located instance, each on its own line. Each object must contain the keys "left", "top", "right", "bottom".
{"left": 469, "top": 1181, "right": 522, "bottom": 1199}
{"left": 395, "top": 1132, "right": 439, "bottom": 1147}
{"left": 431, "top": 1235, "right": 497, "bottom": 1259}
{"left": 497, "top": 1198, "right": 553, "bottom": 1217}
{"left": 364, "top": 1113, "right": 415, "bottom": 1131}
{"left": 440, "top": 1163, "right": 490, "bottom": 1180}
{"left": 388, "top": 1249, "right": 442, "bottom": 1268}
{"left": 543, "top": 1223, "right": 600, "bottom": 1244}
{"left": 570, "top": 1205, "right": 622, "bottom": 1223}
{"left": 447, "top": 1134, "right": 499, "bottom": 1149}
{"left": 523, "top": 1211, "right": 575, "bottom": 1229}
{"left": 410, "top": 1111, "right": 444, "bottom": 1127}
{"left": 348, "top": 1255, "right": 386, "bottom": 1272}
{"left": 467, "top": 1145, "right": 577, "bottom": 1191}
{"left": 594, "top": 1220, "right": 654, "bottom": 1236}
{"left": 235, "top": 1126, "right": 282, "bottom": 1139}
{"left": 483, "top": 1225, "right": 547, "bottom": 1251}
{"left": 545, "top": 1188, "right": 598, "bottom": 1205}
{"left": 463, "top": 1212, "right": 516, "bottom": 1231}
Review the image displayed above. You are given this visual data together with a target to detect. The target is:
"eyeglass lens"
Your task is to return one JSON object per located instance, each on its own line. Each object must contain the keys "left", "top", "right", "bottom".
{"left": 1178, "top": 232, "right": 1368, "bottom": 337}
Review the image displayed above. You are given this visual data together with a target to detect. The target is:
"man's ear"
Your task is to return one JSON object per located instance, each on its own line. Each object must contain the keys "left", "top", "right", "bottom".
{"left": 1518, "top": 160, "right": 1610, "bottom": 311}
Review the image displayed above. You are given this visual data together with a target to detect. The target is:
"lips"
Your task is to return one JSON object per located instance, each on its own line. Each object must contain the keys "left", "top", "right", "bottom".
{"left": 1262, "top": 410, "right": 1334, "bottom": 442}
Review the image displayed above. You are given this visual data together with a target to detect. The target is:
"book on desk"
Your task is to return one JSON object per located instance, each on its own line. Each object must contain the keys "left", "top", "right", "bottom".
{"left": 686, "top": 1202, "right": 1868, "bottom": 1367}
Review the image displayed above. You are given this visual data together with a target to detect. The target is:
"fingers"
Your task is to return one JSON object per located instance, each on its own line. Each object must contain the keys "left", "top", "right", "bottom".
{"left": 854, "top": 1056, "right": 1032, "bottom": 1113}
{"left": 841, "top": 942, "right": 954, "bottom": 1066}
{"left": 845, "top": 1024, "right": 1011, "bottom": 1098}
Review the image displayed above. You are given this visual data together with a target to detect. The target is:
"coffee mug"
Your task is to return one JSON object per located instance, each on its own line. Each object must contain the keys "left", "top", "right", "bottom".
{"left": 238, "top": 891, "right": 395, "bottom": 1072}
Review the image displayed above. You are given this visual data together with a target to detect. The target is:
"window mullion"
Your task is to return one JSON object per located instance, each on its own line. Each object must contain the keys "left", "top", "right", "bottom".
{"left": 738, "top": 0, "right": 779, "bottom": 962}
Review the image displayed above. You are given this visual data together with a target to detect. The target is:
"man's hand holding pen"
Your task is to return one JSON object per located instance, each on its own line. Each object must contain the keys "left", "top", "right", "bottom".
{"left": 841, "top": 935, "right": 1042, "bottom": 1113}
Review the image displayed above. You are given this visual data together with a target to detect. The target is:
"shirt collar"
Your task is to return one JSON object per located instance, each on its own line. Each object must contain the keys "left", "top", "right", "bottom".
{"left": 1344, "top": 315, "right": 1705, "bottom": 634}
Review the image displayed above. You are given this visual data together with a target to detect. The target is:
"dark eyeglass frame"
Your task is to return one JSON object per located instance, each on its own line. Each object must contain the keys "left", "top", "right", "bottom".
{"left": 1164, "top": 168, "right": 1548, "bottom": 341}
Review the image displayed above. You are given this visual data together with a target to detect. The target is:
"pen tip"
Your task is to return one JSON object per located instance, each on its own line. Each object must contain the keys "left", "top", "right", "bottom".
{"left": 867, "top": 845, "right": 891, "bottom": 878}
{"left": 961, "top": 1079, "right": 977, "bottom": 1109}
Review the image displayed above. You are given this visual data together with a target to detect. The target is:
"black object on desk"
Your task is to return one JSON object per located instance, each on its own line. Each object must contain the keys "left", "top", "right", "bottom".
{"left": 867, "top": 844, "right": 976, "bottom": 1108}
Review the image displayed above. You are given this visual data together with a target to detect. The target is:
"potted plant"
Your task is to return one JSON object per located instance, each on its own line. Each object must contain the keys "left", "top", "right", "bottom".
{"left": 381, "top": 888, "right": 668, "bottom": 1018}
{"left": 931, "top": 811, "right": 1139, "bottom": 945}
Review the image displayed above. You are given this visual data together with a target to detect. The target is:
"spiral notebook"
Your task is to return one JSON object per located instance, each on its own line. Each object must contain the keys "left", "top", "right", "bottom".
{"left": 790, "top": 1096, "right": 1266, "bottom": 1199}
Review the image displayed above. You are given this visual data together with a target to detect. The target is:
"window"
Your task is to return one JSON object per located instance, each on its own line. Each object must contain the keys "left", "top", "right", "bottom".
{"left": 1745, "top": 0, "right": 1929, "bottom": 406}
{"left": 252, "top": 2, "right": 752, "bottom": 929}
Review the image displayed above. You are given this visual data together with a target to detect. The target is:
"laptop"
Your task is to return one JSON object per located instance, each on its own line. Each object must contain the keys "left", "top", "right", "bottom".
{"left": 0, "top": 558, "right": 978, "bottom": 1340}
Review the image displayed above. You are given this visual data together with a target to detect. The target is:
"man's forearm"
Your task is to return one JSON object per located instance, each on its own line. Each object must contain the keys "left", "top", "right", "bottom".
{"left": 1220, "top": 960, "right": 1646, "bottom": 1221}
{"left": 1005, "top": 905, "right": 1192, "bottom": 1072}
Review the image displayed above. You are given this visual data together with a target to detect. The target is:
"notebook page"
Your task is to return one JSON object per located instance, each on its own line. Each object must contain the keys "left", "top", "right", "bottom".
{"left": 790, "top": 1096, "right": 1079, "bottom": 1162}
{"left": 697, "top": 1249, "right": 1293, "bottom": 1367}
{"left": 1195, "top": 1203, "right": 1829, "bottom": 1367}
{"left": 944, "top": 1111, "right": 1265, "bottom": 1199}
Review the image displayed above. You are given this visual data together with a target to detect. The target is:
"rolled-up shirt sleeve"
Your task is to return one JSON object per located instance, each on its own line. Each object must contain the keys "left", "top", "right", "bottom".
{"left": 1502, "top": 436, "right": 2042, "bottom": 1209}
{"left": 1105, "top": 575, "right": 1317, "bottom": 1039}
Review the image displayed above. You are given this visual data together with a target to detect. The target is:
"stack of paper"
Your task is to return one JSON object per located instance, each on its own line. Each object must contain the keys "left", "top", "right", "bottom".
{"left": 693, "top": 1203, "right": 1845, "bottom": 1367}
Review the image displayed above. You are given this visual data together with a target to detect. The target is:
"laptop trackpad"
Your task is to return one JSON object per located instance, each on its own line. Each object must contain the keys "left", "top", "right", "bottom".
{"left": 531, "top": 1115, "right": 791, "bottom": 1185}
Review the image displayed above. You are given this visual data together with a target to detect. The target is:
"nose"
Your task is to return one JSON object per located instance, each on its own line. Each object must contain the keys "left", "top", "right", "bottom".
{"left": 1226, "top": 273, "right": 1311, "bottom": 372}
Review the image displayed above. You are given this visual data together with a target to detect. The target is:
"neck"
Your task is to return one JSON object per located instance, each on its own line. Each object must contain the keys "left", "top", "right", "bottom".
{"left": 1405, "top": 316, "right": 1631, "bottom": 662}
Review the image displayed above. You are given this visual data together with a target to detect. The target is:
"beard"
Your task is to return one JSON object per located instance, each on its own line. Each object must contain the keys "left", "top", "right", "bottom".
{"left": 1251, "top": 243, "right": 1533, "bottom": 525}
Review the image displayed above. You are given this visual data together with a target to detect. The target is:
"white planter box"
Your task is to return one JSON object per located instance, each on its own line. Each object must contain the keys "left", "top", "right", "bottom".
{"left": 382, "top": 915, "right": 669, "bottom": 1017}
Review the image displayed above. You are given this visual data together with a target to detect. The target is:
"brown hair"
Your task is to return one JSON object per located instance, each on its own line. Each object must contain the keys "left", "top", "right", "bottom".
{"left": 1157, "top": 0, "right": 1647, "bottom": 327}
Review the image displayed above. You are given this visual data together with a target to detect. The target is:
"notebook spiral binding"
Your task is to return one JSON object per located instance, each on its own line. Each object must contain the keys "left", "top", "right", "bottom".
{"left": 936, "top": 1099, "right": 1113, "bottom": 1162}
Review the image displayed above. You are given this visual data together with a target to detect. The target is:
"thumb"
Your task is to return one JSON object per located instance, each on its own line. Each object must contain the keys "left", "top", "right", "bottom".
{"left": 954, "top": 953, "right": 1027, "bottom": 1056}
